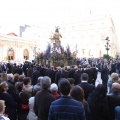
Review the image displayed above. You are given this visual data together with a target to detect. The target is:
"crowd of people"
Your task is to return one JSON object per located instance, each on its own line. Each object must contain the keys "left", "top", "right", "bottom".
{"left": 0, "top": 57, "right": 120, "bottom": 120}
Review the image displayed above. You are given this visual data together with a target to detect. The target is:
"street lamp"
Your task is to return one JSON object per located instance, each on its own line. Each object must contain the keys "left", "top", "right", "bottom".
{"left": 105, "top": 37, "right": 110, "bottom": 55}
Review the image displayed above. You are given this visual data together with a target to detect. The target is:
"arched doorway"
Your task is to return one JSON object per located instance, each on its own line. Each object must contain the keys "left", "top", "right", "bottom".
{"left": 23, "top": 49, "right": 29, "bottom": 60}
{"left": 7, "top": 47, "right": 14, "bottom": 60}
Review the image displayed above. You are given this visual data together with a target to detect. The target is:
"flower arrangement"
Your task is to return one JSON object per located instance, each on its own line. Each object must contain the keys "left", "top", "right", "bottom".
{"left": 36, "top": 43, "right": 76, "bottom": 66}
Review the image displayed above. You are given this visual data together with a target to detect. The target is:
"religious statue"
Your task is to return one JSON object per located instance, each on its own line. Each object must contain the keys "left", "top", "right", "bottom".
{"left": 51, "top": 26, "right": 62, "bottom": 49}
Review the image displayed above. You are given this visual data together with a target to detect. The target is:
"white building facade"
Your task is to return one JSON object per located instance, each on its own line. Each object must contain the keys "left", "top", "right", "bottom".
{"left": 0, "top": 16, "right": 119, "bottom": 62}
{"left": 0, "top": 33, "right": 35, "bottom": 62}
{"left": 59, "top": 16, "right": 118, "bottom": 58}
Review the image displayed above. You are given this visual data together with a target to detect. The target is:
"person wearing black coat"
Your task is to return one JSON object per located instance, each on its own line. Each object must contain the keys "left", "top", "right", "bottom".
{"left": 7, "top": 62, "right": 12, "bottom": 74}
{"left": 44, "top": 67, "right": 50, "bottom": 76}
{"left": 51, "top": 68, "right": 58, "bottom": 83}
{"left": 15, "top": 82, "right": 29, "bottom": 120}
{"left": 32, "top": 67, "right": 40, "bottom": 85}
{"left": 87, "top": 84, "right": 110, "bottom": 120}
{"left": 48, "top": 67, "right": 54, "bottom": 79}
{"left": 23, "top": 62, "right": 29, "bottom": 77}
{"left": 107, "top": 82, "right": 120, "bottom": 120}
{"left": 85, "top": 65, "right": 94, "bottom": 84}
{"left": 78, "top": 73, "right": 95, "bottom": 100}
{"left": 6, "top": 74, "right": 18, "bottom": 102}
{"left": 0, "top": 81, "right": 17, "bottom": 120}
{"left": 39, "top": 66, "right": 46, "bottom": 76}
{"left": 54, "top": 68, "right": 61, "bottom": 85}
{"left": 111, "top": 61, "right": 116, "bottom": 74}
{"left": 91, "top": 64, "right": 98, "bottom": 86}
{"left": 60, "top": 67, "right": 68, "bottom": 79}
{"left": 68, "top": 66, "right": 75, "bottom": 78}
{"left": 34, "top": 76, "right": 55, "bottom": 120}
{"left": 14, "top": 65, "right": 23, "bottom": 75}
{"left": 116, "top": 61, "right": 120, "bottom": 74}
{"left": 2, "top": 62, "right": 7, "bottom": 72}
{"left": 101, "top": 65, "right": 109, "bottom": 88}
{"left": 27, "top": 64, "right": 33, "bottom": 79}
{"left": 74, "top": 66, "right": 81, "bottom": 85}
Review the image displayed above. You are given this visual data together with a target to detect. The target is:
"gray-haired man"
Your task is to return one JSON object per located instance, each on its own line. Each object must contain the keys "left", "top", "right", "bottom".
{"left": 34, "top": 76, "right": 55, "bottom": 120}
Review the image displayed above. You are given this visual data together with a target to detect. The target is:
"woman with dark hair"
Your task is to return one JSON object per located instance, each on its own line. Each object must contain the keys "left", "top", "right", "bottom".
{"left": 15, "top": 82, "right": 29, "bottom": 120}
{"left": 18, "top": 75, "right": 25, "bottom": 82}
{"left": 87, "top": 84, "right": 110, "bottom": 120}
{"left": 0, "top": 81, "right": 17, "bottom": 120}
{"left": 70, "top": 85, "right": 90, "bottom": 120}
{"left": 23, "top": 77, "right": 33, "bottom": 98}
{"left": 67, "top": 78, "right": 75, "bottom": 88}
{"left": 14, "top": 73, "right": 19, "bottom": 83}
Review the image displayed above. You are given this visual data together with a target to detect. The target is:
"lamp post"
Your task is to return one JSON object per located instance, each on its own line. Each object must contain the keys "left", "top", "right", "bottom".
{"left": 105, "top": 37, "right": 110, "bottom": 55}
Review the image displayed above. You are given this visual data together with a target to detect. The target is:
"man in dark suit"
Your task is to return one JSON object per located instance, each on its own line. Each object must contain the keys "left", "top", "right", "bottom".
{"left": 85, "top": 65, "right": 94, "bottom": 84}
{"left": 23, "top": 61, "right": 29, "bottom": 77}
{"left": 32, "top": 67, "right": 40, "bottom": 85}
{"left": 39, "top": 65, "right": 46, "bottom": 76}
{"left": 2, "top": 62, "right": 7, "bottom": 72}
{"left": 7, "top": 74, "right": 18, "bottom": 102}
{"left": 91, "top": 64, "right": 98, "bottom": 86}
{"left": 74, "top": 65, "right": 81, "bottom": 85}
{"left": 45, "top": 66, "right": 50, "bottom": 76}
{"left": 54, "top": 67, "right": 61, "bottom": 85}
{"left": 51, "top": 67, "right": 58, "bottom": 83}
{"left": 111, "top": 61, "right": 116, "bottom": 74}
{"left": 14, "top": 65, "right": 23, "bottom": 75}
{"left": 60, "top": 67, "right": 68, "bottom": 79}
{"left": 7, "top": 61, "right": 12, "bottom": 74}
{"left": 27, "top": 64, "right": 33, "bottom": 79}
{"left": 101, "top": 65, "right": 109, "bottom": 88}
{"left": 68, "top": 65, "right": 75, "bottom": 78}
{"left": 48, "top": 66, "right": 54, "bottom": 79}
{"left": 78, "top": 73, "right": 95, "bottom": 100}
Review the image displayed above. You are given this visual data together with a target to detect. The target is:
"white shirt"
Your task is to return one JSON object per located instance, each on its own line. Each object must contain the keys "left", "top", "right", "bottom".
{"left": 0, "top": 115, "right": 10, "bottom": 120}
{"left": 27, "top": 97, "right": 38, "bottom": 120}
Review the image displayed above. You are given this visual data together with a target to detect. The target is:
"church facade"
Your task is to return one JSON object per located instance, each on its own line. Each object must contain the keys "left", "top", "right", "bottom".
{"left": 0, "top": 33, "right": 35, "bottom": 62}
